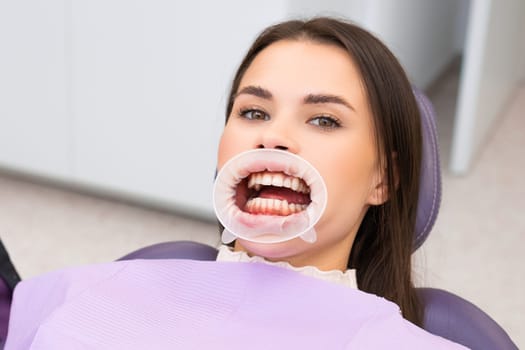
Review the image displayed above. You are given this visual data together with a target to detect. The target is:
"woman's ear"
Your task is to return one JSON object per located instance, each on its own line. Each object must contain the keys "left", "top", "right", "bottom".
{"left": 367, "top": 170, "right": 389, "bottom": 205}
{"left": 367, "top": 153, "right": 398, "bottom": 206}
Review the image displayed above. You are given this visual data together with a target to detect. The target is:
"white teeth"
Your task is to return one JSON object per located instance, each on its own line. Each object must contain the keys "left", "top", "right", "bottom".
{"left": 281, "top": 200, "right": 290, "bottom": 216}
{"left": 260, "top": 197, "right": 267, "bottom": 212}
{"left": 246, "top": 171, "right": 310, "bottom": 194}
{"left": 262, "top": 173, "right": 272, "bottom": 186}
{"left": 272, "top": 175, "right": 284, "bottom": 187}
{"left": 267, "top": 199, "right": 275, "bottom": 211}
{"left": 244, "top": 197, "right": 308, "bottom": 215}
{"left": 291, "top": 178, "right": 300, "bottom": 191}
{"left": 248, "top": 176, "right": 256, "bottom": 189}
{"left": 274, "top": 199, "right": 281, "bottom": 211}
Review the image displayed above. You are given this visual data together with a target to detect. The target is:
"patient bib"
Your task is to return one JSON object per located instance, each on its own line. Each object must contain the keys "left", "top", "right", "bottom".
{"left": 5, "top": 260, "right": 466, "bottom": 349}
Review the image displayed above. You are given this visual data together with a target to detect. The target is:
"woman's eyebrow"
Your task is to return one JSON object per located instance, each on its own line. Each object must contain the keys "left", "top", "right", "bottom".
{"left": 235, "top": 86, "right": 273, "bottom": 100}
{"left": 234, "top": 87, "right": 354, "bottom": 111}
{"left": 304, "top": 93, "right": 355, "bottom": 111}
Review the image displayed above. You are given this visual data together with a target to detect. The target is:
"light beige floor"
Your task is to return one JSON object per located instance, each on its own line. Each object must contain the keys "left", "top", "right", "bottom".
{"left": 1, "top": 68, "right": 523, "bottom": 347}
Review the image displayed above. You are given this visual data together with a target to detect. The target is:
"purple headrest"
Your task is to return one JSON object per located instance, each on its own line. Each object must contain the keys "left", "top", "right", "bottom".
{"left": 413, "top": 89, "right": 442, "bottom": 250}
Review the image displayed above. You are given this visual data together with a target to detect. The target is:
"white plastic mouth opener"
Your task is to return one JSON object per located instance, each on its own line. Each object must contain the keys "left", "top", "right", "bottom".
{"left": 213, "top": 149, "right": 327, "bottom": 244}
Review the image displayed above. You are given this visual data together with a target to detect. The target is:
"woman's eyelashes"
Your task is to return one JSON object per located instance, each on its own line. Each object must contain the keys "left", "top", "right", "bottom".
{"left": 238, "top": 107, "right": 342, "bottom": 130}
{"left": 239, "top": 108, "right": 270, "bottom": 121}
{"left": 308, "top": 115, "right": 342, "bottom": 130}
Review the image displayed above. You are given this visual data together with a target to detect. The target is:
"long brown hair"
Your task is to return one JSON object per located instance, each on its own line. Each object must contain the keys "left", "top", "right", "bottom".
{"left": 224, "top": 17, "right": 423, "bottom": 325}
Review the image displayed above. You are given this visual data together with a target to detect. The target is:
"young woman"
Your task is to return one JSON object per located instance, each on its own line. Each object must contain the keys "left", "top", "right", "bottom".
{"left": 217, "top": 17, "right": 423, "bottom": 325}
{"left": 5, "top": 17, "right": 466, "bottom": 349}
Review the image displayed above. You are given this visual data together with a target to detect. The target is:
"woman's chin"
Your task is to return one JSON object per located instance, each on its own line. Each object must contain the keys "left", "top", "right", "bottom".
{"left": 234, "top": 237, "right": 311, "bottom": 262}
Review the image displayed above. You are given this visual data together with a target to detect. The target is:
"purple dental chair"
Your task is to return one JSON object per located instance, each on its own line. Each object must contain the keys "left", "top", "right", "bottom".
{"left": 118, "top": 90, "right": 518, "bottom": 349}
{"left": 0, "top": 240, "right": 21, "bottom": 349}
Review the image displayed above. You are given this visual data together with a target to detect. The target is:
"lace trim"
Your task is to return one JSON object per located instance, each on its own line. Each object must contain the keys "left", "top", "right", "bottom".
{"left": 216, "top": 245, "right": 357, "bottom": 289}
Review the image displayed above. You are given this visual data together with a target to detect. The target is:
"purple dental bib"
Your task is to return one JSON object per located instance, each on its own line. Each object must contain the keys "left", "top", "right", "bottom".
{"left": 5, "top": 259, "right": 465, "bottom": 349}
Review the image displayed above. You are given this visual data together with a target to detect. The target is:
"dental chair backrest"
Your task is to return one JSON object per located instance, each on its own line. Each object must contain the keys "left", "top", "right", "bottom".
{"left": 0, "top": 240, "right": 21, "bottom": 348}
{"left": 119, "top": 89, "right": 517, "bottom": 349}
{"left": 411, "top": 89, "right": 517, "bottom": 349}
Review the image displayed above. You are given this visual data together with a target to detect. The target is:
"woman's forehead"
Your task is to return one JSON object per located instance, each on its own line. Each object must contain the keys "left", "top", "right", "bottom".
{"left": 237, "top": 40, "right": 366, "bottom": 107}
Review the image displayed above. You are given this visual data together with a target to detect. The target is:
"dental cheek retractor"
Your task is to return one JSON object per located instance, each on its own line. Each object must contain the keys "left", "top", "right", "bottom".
{"left": 213, "top": 149, "right": 327, "bottom": 244}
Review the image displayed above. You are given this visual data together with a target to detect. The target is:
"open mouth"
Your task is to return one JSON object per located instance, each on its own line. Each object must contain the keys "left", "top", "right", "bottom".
{"left": 213, "top": 149, "right": 327, "bottom": 244}
{"left": 235, "top": 171, "right": 312, "bottom": 216}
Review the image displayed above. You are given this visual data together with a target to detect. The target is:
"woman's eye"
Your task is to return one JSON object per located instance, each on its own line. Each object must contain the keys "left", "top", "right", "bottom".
{"left": 239, "top": 109, "right": 270, "bottom": 121}
{"left": 308, "top": 116, "right": 341, "bottom": 129}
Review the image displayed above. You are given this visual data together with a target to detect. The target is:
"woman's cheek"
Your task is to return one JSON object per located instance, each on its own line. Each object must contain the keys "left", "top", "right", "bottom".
{"left": 217, "top": 128, "right": 242, "bottom": 168}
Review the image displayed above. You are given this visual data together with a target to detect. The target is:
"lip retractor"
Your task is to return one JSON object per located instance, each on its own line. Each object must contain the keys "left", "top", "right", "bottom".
{"left": 213, "top": 149, "right": 327, "bottom": 244}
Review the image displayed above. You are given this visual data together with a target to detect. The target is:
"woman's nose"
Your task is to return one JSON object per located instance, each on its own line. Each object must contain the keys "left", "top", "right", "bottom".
{"left": 257, "top": 142, "right": 288, "bottom": 151}
{"left": 256, "top": 123, "right": 299, "bottom": 153}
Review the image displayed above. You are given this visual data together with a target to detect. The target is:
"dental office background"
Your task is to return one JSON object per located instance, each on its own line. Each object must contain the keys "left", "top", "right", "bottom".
{"left": 0, "top": 0, "right": 524, "bottom": 346}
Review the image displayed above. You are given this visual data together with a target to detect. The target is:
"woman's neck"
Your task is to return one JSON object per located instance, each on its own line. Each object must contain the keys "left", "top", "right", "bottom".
{"left": 233, "top": 236, "right": 354, "bottom": 273}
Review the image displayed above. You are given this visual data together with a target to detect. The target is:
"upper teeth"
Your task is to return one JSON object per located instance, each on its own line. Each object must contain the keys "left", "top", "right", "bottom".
{"left": 247, "top": 172, "right": 310, "bottom": 193}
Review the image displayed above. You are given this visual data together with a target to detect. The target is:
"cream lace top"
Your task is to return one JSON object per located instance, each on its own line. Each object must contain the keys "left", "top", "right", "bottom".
{"left": 216, "top": 245, "right": 358, "bottom": 289}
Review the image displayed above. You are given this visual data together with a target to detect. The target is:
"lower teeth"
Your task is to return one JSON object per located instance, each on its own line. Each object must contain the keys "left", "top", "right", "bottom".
{"left": 244, "top": 197, "right": 308, "bottom": 215}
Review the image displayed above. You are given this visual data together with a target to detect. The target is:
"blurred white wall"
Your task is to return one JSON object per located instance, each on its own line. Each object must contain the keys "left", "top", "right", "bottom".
{"left": 454, "top": 0, "right": 471, "bottom": 53}
{"left": 68, "top": 1, "right": 291, "bottom": 217}
{"left": 0, "top": 2, "right": 70, "bottom": 179}
{"left": 0, "top": 1, "right": 291, "bottom": 217}
{"left": 362, "top": 0, "right": 463, "bottom": 89}
{"left": 287, "top": 0, "right": 367, "bottom": 20}
{"left": 288, "top": 0, "right": 464, "bottom": 89}
{"left": 451, "top": 0, "right": 525, "bottom": 174}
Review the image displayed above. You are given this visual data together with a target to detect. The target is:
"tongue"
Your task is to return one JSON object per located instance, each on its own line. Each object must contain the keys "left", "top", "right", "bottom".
{"left": 257, "top": 186, "right": 311, "bottom": 205}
